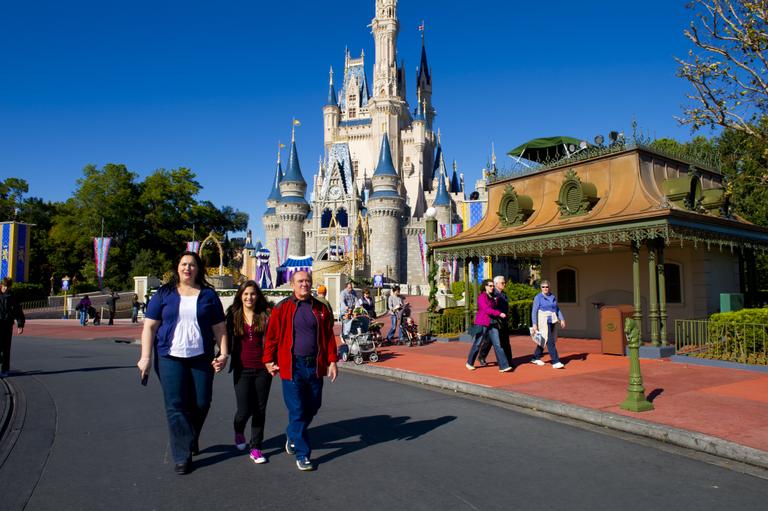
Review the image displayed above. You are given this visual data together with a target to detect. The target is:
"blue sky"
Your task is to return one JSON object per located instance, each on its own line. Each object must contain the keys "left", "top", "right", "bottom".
{"left": 1, "top": 0, "right": 705, "bottom": 242}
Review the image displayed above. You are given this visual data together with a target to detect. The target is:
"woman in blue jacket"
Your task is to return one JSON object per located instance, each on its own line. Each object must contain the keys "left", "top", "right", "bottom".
{"left": 531, "top": 279, "right": 566, "bottom": 369}
{"left": 138, "top": 251, "right": 229, "bottom": 475}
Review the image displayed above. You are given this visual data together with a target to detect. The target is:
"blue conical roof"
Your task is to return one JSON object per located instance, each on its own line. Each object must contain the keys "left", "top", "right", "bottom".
{"left": 266, "top": 160, "right": 283, "bottom": 202}
{"left": 450, "top": 163, "right": 461, "bottom": 193}
{"left": 413, "top": 99, "right": 424, "bottom": 121}
{"left": 373, "top": 134, "right": 398, "bottom": 177}
{"left": 326, "top": 81, "right": 338, "bottom": 107}
{"left": 432, "top": 167, "right": 451, "bottom": 207}
{"left": 283, "top": 140, "right": 306, "bottom": 185}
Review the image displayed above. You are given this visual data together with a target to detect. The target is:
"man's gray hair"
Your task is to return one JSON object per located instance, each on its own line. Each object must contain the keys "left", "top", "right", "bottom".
{"left": 493, "top": 275, "right": 506, "bottom": 285}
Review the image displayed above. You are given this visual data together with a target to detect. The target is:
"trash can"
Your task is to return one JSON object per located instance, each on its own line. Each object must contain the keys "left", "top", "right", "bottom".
{"left": 719, "top": 293, "right": 744, "bottom": 313}
{"left": 600, "top": 305, "right": 635, "bottom": 355}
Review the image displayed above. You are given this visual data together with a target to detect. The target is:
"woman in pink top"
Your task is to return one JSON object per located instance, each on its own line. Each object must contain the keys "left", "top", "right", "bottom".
{"left": 465, "top": 279, "right": 512, "bottom": 372}
{"left": 226, "top": 280, "right": 272, "bottom": 464}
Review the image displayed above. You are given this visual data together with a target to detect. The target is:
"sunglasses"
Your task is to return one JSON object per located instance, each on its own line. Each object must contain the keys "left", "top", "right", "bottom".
{"left": 541, "top": 285, "right": 550, "bottom": 288}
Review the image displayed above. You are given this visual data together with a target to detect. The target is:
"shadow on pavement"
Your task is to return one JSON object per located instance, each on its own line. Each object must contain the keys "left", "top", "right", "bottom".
{"left": 16, "top": 365, "right": 136, "bottom": 376}
{"left": 306, "top": 414, "right": 457, "bottom": 464}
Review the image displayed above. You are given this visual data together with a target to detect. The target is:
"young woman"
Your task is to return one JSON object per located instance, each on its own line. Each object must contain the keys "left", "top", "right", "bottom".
{"left": 465, "top": 279, "right": 512, "bottom": 372}
{"left": 138, "top": 251, "right": 228, "bottom": 475}
{"left": 226, "top": 280, "right": 272, "bottom": 464}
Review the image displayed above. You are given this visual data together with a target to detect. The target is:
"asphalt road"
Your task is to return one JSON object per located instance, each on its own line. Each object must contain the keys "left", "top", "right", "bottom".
{"left": 1, "top": 336, "right": 767, "bottom": 511}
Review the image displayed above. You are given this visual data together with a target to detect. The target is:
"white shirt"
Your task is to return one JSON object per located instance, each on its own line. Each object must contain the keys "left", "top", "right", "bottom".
{"left": 169, "top": 295, "right": 204, "bottom": 358}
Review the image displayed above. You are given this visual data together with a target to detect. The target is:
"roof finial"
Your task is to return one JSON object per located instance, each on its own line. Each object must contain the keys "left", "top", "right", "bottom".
{"left": 491, "top": 142, "right": 496, "bottom": 166}
{"left": 437, "top": 128, "right": 442, "bottom": 144}
{"left": 329, "top": 66, "right": 334, "bottom": 85}
{"left": 418, "top": 19, "right": 425, "bottom": 42}
{"left": 277, "top": 141, "right": 285, "bottom": 164}
{"left": 291, "top": 118, "right": 301, "bottom": 143}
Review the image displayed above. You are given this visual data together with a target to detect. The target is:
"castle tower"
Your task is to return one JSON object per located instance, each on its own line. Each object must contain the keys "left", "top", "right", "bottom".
{"left": 416, "top": 31, "right": 434, "bottom": 126}
{"left": 432, "top": 159, "right": 453, "bottom": 227}
{"left": 323, "top": 67, "right": 340, "bottom": 150}
{"left": 277, "top": 127, "right": 309, "bottom": 257}
{"left": 370, "top": 0, "right": 407, "bottom": 169}
{"left": 263, "top": 147, "right": 283, "bottom": 278}
{"left": 367, "top": 133, "right": 404, "bottom": 281}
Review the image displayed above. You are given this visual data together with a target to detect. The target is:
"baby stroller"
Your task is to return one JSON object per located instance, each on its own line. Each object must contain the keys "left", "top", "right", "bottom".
{"left": 88, "top": 306, "right": 101, "bottom": 326}
{"left": 339, "top": 313, "right": 379, "bottom": 364}
{"left": 402, "top": 315, "right": 423, "bottom": 347}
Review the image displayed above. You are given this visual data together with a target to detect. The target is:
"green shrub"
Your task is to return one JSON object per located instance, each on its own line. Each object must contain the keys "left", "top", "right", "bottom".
{"left": 508, "top": 299, "right": 534, "bottom": 330}
{"left": 704, "top": 308, "right": 768, "bottom": 365}
{"left": 451, "top": 281, "right": 479, "bottom": 303}
{"left": 504, "top": 282, "right": 538, "bottom": 301}
{"left": 12, "top": 282, "right": 46, "bottom": 303}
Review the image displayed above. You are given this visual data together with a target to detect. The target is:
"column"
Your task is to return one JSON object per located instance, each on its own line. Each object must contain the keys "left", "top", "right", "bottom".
{"left": 647, "top": 240, "right": 659, "bottom": 346}
{"left": 463, "top": 257, "right": 471, "bottom": 330}
{"left": 656, "top": 241, "right": 668, "bottom": 346}
{"left": 631, "top": 240, "right": 643, "bottom": 342}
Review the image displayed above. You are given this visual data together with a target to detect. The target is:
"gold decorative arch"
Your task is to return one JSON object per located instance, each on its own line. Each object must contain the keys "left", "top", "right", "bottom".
{"left": 200, "top": 231, "right": 224, "bottom": 275}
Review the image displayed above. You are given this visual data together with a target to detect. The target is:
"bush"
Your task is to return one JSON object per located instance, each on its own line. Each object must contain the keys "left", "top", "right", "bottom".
{"left": 504, "top": 282, "right": 538, "bottom": 301}
{"left": 451, "top": 281, "right": 479, "bottom": 303}
{"left": 508, "top": 299, "right": 534, "bottom": 330}
{"left": 12, "top": 282, "right": 46, "bottom": 303}
{"left": 705, "top": 308, "right": 768, "bottom": 365}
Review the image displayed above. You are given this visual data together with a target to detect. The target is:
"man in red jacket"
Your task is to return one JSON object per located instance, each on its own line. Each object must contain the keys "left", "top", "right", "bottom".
{"left": 264, "top": 270, "right": 338, "bottom": 471}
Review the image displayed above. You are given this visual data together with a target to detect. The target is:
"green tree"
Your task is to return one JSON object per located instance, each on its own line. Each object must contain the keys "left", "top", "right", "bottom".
{"left": 676, "top": 0, "right": 768, "bottom": 140}
{"left": 0, "top": 177, "right": 29, "bottom": 220}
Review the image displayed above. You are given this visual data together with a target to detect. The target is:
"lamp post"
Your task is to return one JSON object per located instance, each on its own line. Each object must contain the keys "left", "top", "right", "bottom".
{"left": 61, "top": 275, "right": 70, "bottom": 319}
{"left": 425, "top": 207, "right": 438, "bottom": 312}
{"left": 620, "top": 317, "right": 654, "bottom": 412}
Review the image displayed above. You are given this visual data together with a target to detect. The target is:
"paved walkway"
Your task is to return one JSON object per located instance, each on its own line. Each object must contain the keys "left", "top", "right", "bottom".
{"left": 12, "top": 313, "right": 768, "bottom": 469}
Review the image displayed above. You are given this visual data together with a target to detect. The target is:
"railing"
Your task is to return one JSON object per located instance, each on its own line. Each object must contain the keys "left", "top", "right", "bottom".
{"left": 675, "top": 319, "right": 768, "bottom": 366}
{"left": 420, "top": 311, "right": 468, "bottom": 336}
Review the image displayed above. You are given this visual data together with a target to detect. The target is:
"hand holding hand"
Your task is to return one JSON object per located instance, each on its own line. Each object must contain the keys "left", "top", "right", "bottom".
{"left": 265, "top": 362, "right": 279, "bottom": 376}
{"left": 499, "top": 313, "right": 507, "bottom": 319}
{"left": 212, "top": 354, "right": 229, "bottom": 373}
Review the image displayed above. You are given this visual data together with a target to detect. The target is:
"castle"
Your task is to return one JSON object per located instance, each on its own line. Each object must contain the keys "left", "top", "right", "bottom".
{"left": 259, "top": 0, "right": 488, "bottom": 287}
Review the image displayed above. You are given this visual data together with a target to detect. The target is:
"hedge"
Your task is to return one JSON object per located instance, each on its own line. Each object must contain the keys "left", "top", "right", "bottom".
{"left": 699, "top": 308, "right": 768, "bottom": 365}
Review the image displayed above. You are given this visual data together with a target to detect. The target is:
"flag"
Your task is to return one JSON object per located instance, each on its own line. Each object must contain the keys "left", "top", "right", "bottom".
{"left": 293, "top": 119, "right": 301, "bottom": 126}
{"left": 418, "top": 21, "right": 424, "bottom": 32}
{"left": 279, "top": 143, "right": 286, "bottom": 149}
{"left": 94, "top": 237, "right": 112, "bottom": 287}
{"left": 186, "top": 241, "right": 201, "bottom": 253}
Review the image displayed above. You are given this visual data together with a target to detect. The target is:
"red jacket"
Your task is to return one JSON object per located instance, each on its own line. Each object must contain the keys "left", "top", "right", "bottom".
{"left": 263, "top": 295, "right": 338, "bottom": 380}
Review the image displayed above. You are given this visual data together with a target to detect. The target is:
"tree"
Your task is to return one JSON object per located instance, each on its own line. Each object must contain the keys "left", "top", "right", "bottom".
{"left": 0, "top": 177, "right": 29, "bottom": 220}
{"left": 676, "top": 1, "right": 768, "bottom": 140}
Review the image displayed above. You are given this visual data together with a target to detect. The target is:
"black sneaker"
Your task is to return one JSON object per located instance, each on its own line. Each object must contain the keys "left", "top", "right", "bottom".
{"left": 296, "top": 457, "right": 314, "bottom": 471}
{"left": 478, "top": 357, "right": 488, "bottom": 367}
{"left": 174, "top": 460, "right": 192, "bottom": 475}
{"left": 285, "top": 438, "right": 295, "bottom": 455}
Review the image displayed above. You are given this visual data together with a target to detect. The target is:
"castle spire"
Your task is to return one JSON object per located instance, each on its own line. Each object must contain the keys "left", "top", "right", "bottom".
{"left": 432, "top": 161, "right": 451, "bottom": 207}
{"left": 450, "top": 160, "right": 461, "bottom": 193}
{"left": 326, "top": 67, "right": 338, "bottom": 107}
{"left": 283, "top": 124, "right": 306, "bottom": 186}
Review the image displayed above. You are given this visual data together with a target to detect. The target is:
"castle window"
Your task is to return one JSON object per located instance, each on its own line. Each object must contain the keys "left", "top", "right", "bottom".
{"left": 336, "top": 208, "right": 349, "bottom": 228}
{"left": 352, "top": 160, "right": 359, "bottom": 175}
{"left": 556, "top": 268, "right": 577, "bottom": 303}
{"left": 348, "top": 107, "right": 357, "bottom": 119}
{"left": 321, "top": 208, "right": 333, "bottom": 228}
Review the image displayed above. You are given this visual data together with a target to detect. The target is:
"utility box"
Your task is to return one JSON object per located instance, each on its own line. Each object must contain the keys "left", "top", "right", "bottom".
{"left": 720, "top": 293, "right": 744, "bottom": 313}
{"left": 600, "top": 305, "right": 635, "bottom": 355}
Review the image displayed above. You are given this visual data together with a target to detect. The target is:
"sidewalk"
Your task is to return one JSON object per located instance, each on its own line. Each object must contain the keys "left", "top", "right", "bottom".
{"left": 16, "top": 315, "right": 768, "bottom": 470}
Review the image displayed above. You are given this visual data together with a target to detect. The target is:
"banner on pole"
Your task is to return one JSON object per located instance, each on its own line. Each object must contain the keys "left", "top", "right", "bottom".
{"left": 186, "top": 241, "right": 201, "bottom": 253}
{"left": 94, "top": 237, "right": 112, "bottom": 287}
{"left": 276, "top": 238, "right": 289, "bottom": 266}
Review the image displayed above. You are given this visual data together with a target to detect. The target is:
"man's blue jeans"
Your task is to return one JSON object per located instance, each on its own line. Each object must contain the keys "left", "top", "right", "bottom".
{"left": 466, "top": 326, "right": 511, "bottom": 370}
{"left": 386, "top": 313, "right": 404, "bottom": 341}
{"left": 79, "top": 310, "right": 87, "bottom": 325}
{"left": 157, "top": 354, "right": 214, "bottom": 464}
{"left": 282, "top": 356, "right": 323, "bottom": 460}
{"left": 533, "top": 322, "right": 560, "bottom": 364}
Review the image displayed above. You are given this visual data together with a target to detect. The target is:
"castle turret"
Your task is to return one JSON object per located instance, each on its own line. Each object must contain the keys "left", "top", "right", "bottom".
{"left": 367, "top": 133, "right": 404, "bottom": 281}
{"left": 277, "top": 126, "right": 309, "bottom": 257}
{"left": 323, "top": 67, "right": 340, "bottom": 150}
{"left": 432, "top": 159, "right": 452, "bottom": 226}
{"left": 263, "top": 146, "right": 284, "bottom": 278}
{"left": 416, "top": 29, "right": 434, "bottom": 126}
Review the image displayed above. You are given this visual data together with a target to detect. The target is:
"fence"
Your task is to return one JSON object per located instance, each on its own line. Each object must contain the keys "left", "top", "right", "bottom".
{"left": 675, "top": 319, "right": 768, "bottom": 366}
{"left": 419, "top": 311, "right": 469, "bottom": 336}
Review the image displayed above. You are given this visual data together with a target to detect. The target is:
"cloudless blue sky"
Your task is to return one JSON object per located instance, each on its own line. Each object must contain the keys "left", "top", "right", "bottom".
{"left": 0, "top": 0, "right": 706, "bottom": 242}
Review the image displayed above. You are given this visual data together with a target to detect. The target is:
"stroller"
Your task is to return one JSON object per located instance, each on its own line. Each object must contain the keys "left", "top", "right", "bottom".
{"left": 87, "top": 306, "right": 101, "bottom": 326}
{"left": 402, "top": 315, "right": 423, "bottom": 346}
{"left": 339, "top": 312, "right": 379, "bottom": 364}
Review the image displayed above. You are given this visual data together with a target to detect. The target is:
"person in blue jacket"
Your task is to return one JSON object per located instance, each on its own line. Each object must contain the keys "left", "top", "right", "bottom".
{"left": 531, "top": 279, "right": 566, "bottom": 369}
{"left": 138, "top": 251, "right": 229, "bottom": 475}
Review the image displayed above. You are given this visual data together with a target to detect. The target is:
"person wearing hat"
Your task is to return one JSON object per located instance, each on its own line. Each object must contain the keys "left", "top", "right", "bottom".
{"left": 315, "top": 285, "right": 333, "bottom": 317}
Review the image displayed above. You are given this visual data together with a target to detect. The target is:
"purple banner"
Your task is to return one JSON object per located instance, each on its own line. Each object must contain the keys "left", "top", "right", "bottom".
{"left": 94, "top": 237, "right": 112, "bottom": 286}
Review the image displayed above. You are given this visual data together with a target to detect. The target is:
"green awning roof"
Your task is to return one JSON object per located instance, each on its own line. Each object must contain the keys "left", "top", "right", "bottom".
{"left": 507, "top": 136, "right": 585, "bottom": 163}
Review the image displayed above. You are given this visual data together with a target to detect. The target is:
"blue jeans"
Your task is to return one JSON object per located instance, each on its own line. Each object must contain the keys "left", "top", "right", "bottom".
{"left": 281, "top": 356, "right": 323, "bottom": 460}
{"left": 533, "top": 322, "right": 560, "bottom": 364}
{"left": 386, "top": 313, "right": 404, "bottom": 341}
{"left": 79, "top": 310, "right": 87, "bottom": 325}
{"left": 157, "top": 354, "right": 214, "bottom": 464}
{"left": 467, "top": 326, "right": 511, "bottom": 370}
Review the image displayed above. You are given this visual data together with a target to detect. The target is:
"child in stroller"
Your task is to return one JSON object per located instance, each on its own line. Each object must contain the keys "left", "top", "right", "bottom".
{"left": 402, "top": 315, "right": 423, "bottom": 346}
{"left": 88, "top": 305, "right": 101, "bottom": 326}
{"left": 339, "top": 307, "right": 379, "bottom": 364}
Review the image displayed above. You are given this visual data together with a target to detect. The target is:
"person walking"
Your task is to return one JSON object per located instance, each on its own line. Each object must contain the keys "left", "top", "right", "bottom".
{"left": 385, "top": 285, "right": 405, "bottom": 344}
{"left": 264, "top": 270, "right": 338, "bottom": 472}
{"left": 226, "top": 280, "right": 272, "bottom": 465}
{"left": 315, "top": 285, "right": 333, "bottom": 317}
{"left": 0, "top": 278, "right": 25, "bottom": 378}
{"left": 107, "top": 290, "right": 119, "bottom": 325}
{"left": 466, "top": 279, "right": 512, "bottom": 373}
{"left": 356, "top": 288, "right": 376, "bottom": 318}
{"left": 531, "top": 279, "right": 566, "bottom": 369}
{"left": 138, "top": 251, "right": 229, "bottom": 475}
{"left": 131, "top": 294, "right": 141, "bottom": 323}
{"left": 338, "top": 281, "right": 357, "bottom": 320}
{"left": 477, "top": 276, "right": 514, "bottom": 368}
{"left": 76, "top": 294, "right": 92, "bottom": 326}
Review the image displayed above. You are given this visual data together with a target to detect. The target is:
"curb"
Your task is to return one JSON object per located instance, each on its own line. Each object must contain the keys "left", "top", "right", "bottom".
{"left": 0, "top": 376, "right": 25, "bottom": 468}
{"left": 339, "top": 362, "right": 768, "bottom": 471}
